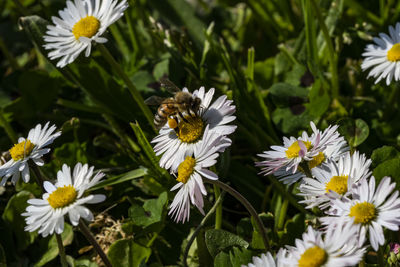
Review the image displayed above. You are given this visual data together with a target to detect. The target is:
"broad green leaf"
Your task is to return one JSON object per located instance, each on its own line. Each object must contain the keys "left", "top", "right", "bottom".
{"left": 373, "top": 158, "right": 400, "bottom": 183}
{"left": 53, "top": 142, "right": 88, "bottom": 168}
{"left": 214, "top": 247, "right": 253, "bottom": 267}
{"left": 34, "top": 224, "right": 74, "bottom": 267}
{"left": 108, "top": 239, "right": 151, "bottom": 267}
{"left": 269, "top": 83, "right": 308, "bottom": 108}
{"left": 371, "top": 146, "right": 400, "bottom": 168}
{"left": 284, "top": 64, "right": 307, "bottom": 86}
{"left": 307, "top": 80, "right": 330, "bottom": 117}
{"left": 18, "top": 16, "right": 48, "bottom": 56}
{"left": 128, "top": 192, "right": 168, "bottom": 227}
{"left": 2, "top": 191, "right": 36, "bottom": 250}
{"left": 338, "top": 118, "right": 369, "bottom": 147}
{"left": 279, "top": 213, "right": 306, "bottom": 246}
{"left": 205, "top": 229, "right": 249, "bottom": 258}
{"left": 66, "top": 256, "right": 98, "bottom": 267}
{"left": 272, "top": 107, "right": 313, "bottom": 134}
{"left": 89, "top": 168, "right": 148, "bottom": 191}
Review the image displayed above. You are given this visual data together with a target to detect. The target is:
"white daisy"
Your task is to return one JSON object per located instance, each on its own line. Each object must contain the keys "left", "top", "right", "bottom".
{"left": 243, "top": 249, "right": 289, "bottom": 267}
{"left": 256, "top": 122, "right": 347, "bottom": 184}
{"left": 320, "top": 176, "right": 400, "bottom": 251}
{"left": 168, "top": 127, "right": 228, "bottom": 223}
{"left": 299, "top": 151, "right": 371, "bottom": 209}
{"left": 22, "top": 163, "right": 106, "bottom": 237}
{"left": 43, "top": 0, "right": 129, "bottom": 68}
{"left": 152, "top": 86, "right": 236, "bottom": 171}
{"left": 0, "top": 122, "right": 61, "bottom": 186}
{"left": 361, "top": 22, "right": 400, "bottom": 85}
{"left": 284, "top": 222, "right": 365, "bottom": 267}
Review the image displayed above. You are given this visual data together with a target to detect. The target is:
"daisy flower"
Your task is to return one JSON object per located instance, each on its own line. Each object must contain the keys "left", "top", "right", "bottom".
{"left": 22, "top": 163, "right": 106, "bottom": 237}
{"left": 299, "top": 151, "right": 371, "bottom": 209}
{"left": 361, "top": 22, "right": 400, "bottom": 85}
{"left": 321, "top": 176, "right": 400, "bottom": 251}
{"left": 243, "top": 249, "right": 289, "bottom": 267}
{"left": 256, "top": 122, "right": 347, "bottom": 184}
{"left": 44, "top": 0, "right": 129, "bottom": 68}
{"left": 0, "top": 122, "right": 61, "bottom": 186}
{"left": 284, "top": 222, "right": 365, "bottom": 267}
{"left": 152, "top": 86, "right": 236, "bottom": 171}
{"left": 168, "top": 127, "right": 228, "bottom": 223}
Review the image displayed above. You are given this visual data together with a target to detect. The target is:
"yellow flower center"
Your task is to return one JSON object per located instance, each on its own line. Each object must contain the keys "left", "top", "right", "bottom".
{"left": 387, "top": 43, "right": 400, "bottom": 62}
{"left": 309, "top": 152, "right": 325, "bottom": 169}
{"left": 298, "top": 246, "right": 328, "bottom": 267}
{"left": 47, "top": 185, "right": 77, "bottom": 209}
{"left": 285, "top": 141, "right": 312, "bottom": 158}
{"left": 177, "top": 156, "right": 196, "bottom": 184}
{"left": 177, "top": 116, "right": 204, "bottom": 143}
{"left": 72, "top": 16, "right": 100, "bottom": 40}
{"left": 349, "top": 202, "right": 376, "bottom": 225}
{"left": 325, "top": 175, "right": 348, "bottom": 195}
{"left": 9, "top": 140, "right": 35, "bottom": 161}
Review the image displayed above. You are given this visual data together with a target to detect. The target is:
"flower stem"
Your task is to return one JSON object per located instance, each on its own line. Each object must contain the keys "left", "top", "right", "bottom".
{"left": 213, "top": 184, "right": 222, "bottom": 230}
{"left": 79, "top": 219, "right": 112, "bottom": 267}
{"left": 205, "top": 179, "right": 270, "bottom": 251}
{"left": 97, "top": 44, "right": 156, "bottom": 132}
{"left": 377, "top": 246, "right": 385, "bottom": 267}
{"left": 29, "top": 162, "right": 45, "bottom": 192}
{"left": 55, "top": 234, "right": 68, "bottom": 267}
{"left": 300, "top": 161, "right": 313, "bottom": 178}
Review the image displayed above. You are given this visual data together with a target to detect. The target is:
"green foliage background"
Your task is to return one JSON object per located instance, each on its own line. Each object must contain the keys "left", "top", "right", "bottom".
{"left": 1, "top": 0, "right": 400, "bottom": 266}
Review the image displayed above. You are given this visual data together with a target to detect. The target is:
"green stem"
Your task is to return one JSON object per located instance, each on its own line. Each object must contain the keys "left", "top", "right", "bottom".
{"left": 205, "top": 179, "right": 270, "bottom": 251}
{"left": 310, "top": 0, "right": 339, "bottom": 99}
{"left": 55, "top": 234, "right": 68, "bottom": 267}
{"left": 277, "top": 199, "right": 289, "bottom": 230}
{"left": 0, "top": 110, "right": 17, "bottom": 144}
{"left": 79, "top": 219, "right": 112, "bottom": 267}
{"left": 300, "top": 161, "right": 313, "bottom": 178}
{"left": 377, "top": 246, "right": 384, "bottom": 267}
{"left": 29, "top": 162, "right": 46, "bottom": 191}
{"left": 183, "top": 191, "right": 225, "bottom": 267}
{"left": 97, "top": 44, "right": 156, "bottom": 132}
{"left": 213, "top": 185, "right": 222, "bottom": 230}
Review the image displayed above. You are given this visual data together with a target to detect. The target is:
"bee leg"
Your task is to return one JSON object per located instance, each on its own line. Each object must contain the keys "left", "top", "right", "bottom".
{"left": 179, "top": 111, "right": 189, "bottom": 123}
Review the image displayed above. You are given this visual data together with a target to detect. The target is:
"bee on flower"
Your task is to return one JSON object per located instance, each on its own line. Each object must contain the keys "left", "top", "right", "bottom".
{"left": 0, "top": 122, "right": 61, "bottom": 186}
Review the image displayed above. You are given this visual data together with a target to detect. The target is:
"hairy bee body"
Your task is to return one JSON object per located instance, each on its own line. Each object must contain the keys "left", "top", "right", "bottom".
{"left": 145, "top": 80, "right": 202, "bottom": 130}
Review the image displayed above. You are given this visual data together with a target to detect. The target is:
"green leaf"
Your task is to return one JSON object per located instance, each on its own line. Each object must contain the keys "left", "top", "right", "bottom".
{"left": 307, "top": 80, "right": 330, "bottom": 117}
{"left": 34, "top": 224, "right": 74, "bottom": 267}
{"left": 89, "top": 168, "right": 148, "bottom": 191}
{"left": 128, "top": 192, "right": 168, "bottom": 227}
{"left": 269, "top": 83, "right": 308, "bottom": 108}
{"left": 371, "top": 146, "right": 400, "bottom": 168}
{"left": 107, "top": 239, "right": 151, "bottom": 267}
{"left": 214, "top": 247, "right": 253, "bottom": 267}
{"left": 205, "top": 229, "right": 249, "bottom": 258}
{"left": 2, "top": 190, "right": 36, "bottom": 250}
{"left": 373, "top": 158, "right": 400, "bottom": 183}
{"left": 66, "top": 256, "right": 98, "bottom": 267}
{"left": 338, "top": 118, "right": 369, "bottom": 147}
{"left": 18, "top": 16, "right": 49, "bottom": 56}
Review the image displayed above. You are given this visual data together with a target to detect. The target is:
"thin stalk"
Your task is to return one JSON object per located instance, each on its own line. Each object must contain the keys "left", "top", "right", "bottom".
{"left": 300, "top": 161, "right": 313, "bottom": 178}
{"left": 79, "top": 219, "right": 112, "bottom": 267}
{"left": 205, "top": 179, "right": 270, "bottom": 251}
{"left": 183, "top": 191, "right": 225, "bottom": 267}
{"left": 310, "top": 0, "right": 339, "bottom": 99}
{"left": 55, "top": 234, "right": 68, "bottom": 267}
{"left": 277, "top": 199, "right": 289, "bottom": 230}
{"left": 97, "top": 44, "right": 155, "bottom": 132}
{"left": 213, "top": 185, "right": 222, "bottom": 230}
{"left": 377, "top": 246, "right": 384, "bottom": 267}
{"left": 29, "top": 162, "right": 45, "bottom": 191}
{"left": 0, "top": 110, "right": 17, "bottom": 144}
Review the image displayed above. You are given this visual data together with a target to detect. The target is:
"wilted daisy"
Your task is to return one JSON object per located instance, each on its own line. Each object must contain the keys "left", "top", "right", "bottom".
{"left": 256, "top": 122, "right": 347, "bottom": 184}
{"left": 44, "top": 0, "right": 129, "bottom": 67}
{"left": 168, "top": 127, "right": 229, "bottom": 223}
{"left": 243, "top": 249, "right": 289, "bottom": 267}
{"left": 22, "top": 163, "right": 106, "bottom": 237}
{"left": 361, "top": 22, "right": 400, "bottom": 85}
{"left": 321, "top": 176, "right": 400, "bottom": 251}
{"left": 284, "top": 222, "right": 365, "bottom": 267}
{"left": 299, "top": 151, "right": 371, "bottom": 209}
{"left": 152, "top": 86, "right": 236, "bottom": 171}
{"left": 0, "top": 122, "right": 61, "bottom": 186}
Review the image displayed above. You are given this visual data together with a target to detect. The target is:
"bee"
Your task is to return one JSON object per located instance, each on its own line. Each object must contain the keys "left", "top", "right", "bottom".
{"left": 145, "top": 78, "right": 202, "bottom": 130}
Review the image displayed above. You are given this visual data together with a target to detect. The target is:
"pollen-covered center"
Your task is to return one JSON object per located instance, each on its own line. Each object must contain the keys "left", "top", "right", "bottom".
{"left": 285, "top": 141, "right": 312, "bottom": 158}
{"left": 47, "top": 185, "right": 77, "bottom": 209}
{"left": 387, "top": 43, "right": 400, "bottom": 62}
{"left": 176, "top": 116, "right": 204, "bottom": 143}
{"left": 9, "top": 140, "right": 35, "bottom": 161}
{"left": 72, "top": 16, "right": 100, "bottom": 40}
{"left": 309, "top": 152, "right": 325, "bottom": 169}
{"left": 298, "top": 246, "right": 328, "bottom": 267}
{"left": 349, "top": 201, "right": 376, "bottom": 225}
{"left": 177, "top": 156, "right": 196, "bottom": 184}
{"left": 325, "top": 175, "right": 348, "bottom": 195}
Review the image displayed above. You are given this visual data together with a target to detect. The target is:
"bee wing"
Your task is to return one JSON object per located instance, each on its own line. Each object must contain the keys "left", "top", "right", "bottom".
{"left": 160, "top": 77, "right": 181, "bottom": 93}
{"left": 144, "top": 96, "right": 166, "bottom": 105}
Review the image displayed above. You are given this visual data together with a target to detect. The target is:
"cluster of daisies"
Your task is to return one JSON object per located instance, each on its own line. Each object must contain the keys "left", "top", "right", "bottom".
{"left": 250, "top": 121, "right": 400, "bottom": 266}
{"left": 151, "top": 86, "right": 236, "bottom": 223}
{"left": 0, "top": 122, "right": 106, "bottom": 237}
